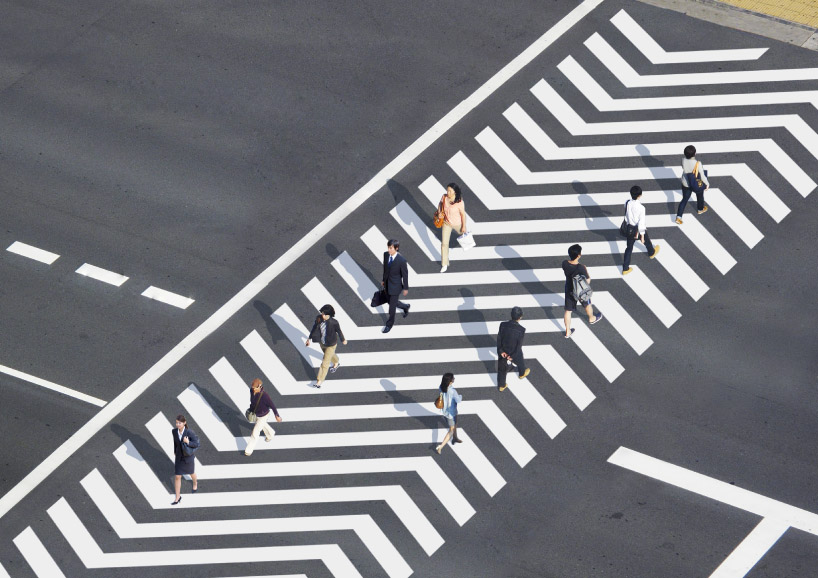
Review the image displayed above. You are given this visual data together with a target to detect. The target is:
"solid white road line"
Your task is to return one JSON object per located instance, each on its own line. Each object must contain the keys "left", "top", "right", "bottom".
{"left": 6, "top": 241, "right": 60, "bottom": 265}
{"left": 47, "top": 498, "right": 363, "bottom": 577}
{"left": 611, "top": 10, "right": 767, "bottom": 63}
{"left": 0, "top": 561, "right": 8, "bottom": 578}
{"left": 145, "top": 412, "right": 477, "bottom": 525}
{"left": 141, "top": 286, "right": 195, "bottom": 309}
{"left": 13, "top": 527, "right": 67, "bottom": 578}
{"left": 0, "top": 363, "right": 106, "bottom": 407}
{"left": 81, "top": 470, "right": 412, "bottom": 578}
{"left": 708, "top": 517, "right": 790, "bottom": 578}
{"left": 75, "top": 263, "right": 129, "bottom": 286}
{"left": 608, "top": 447, "right": 818, "bottom": 534}
{"left": 0, "top": 0, "right": 604, "bottom": 520}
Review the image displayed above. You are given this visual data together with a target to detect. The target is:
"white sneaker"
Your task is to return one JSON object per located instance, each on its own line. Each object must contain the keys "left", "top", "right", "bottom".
{"left": 440, "top": 266, "right": 448, "bottom": 273}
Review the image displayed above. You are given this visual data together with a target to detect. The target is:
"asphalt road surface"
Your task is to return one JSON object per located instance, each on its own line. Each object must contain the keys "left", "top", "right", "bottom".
{"left": 1, "top": 0, "right": 817, "bottom": 577}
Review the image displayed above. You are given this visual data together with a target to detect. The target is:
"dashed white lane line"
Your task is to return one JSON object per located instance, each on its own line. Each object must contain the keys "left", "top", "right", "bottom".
{"left": 0, "top": 0, "right": 604, "bottom": 521}
{"left": 75, "top": 263, "right": 129, "bottom": 287}
{"left": 141, "top": 286, "right": 195, "bottom": 309}
{"left": 12, "top": 527, "right": 67, "bottom": 578}
{"left": 0, "top": 363, "right": 106, "bottom": 407}
{"left": 6, "top": 241, "right": 60, "bottom": 265}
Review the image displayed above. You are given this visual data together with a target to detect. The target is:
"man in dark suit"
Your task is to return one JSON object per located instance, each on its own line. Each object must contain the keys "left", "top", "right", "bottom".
{"left": 496, "top": 306, "right": 530, "bottom": 391}
{"left": 381, "top": 238, "right": 410, "bottom": 333}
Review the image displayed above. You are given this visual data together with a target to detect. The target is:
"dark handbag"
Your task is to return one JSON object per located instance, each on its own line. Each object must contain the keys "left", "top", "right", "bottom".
{"left": 181, "top": 431, "right": 198, "bottom": 456}
{"left": 371, "top": 289, "right": 388, "bottom": 307}
{"left": 619, "top": 200, "right": 637, "bottom": 238}
{"left": 245, "top": 391, "right": 264, "bottom": 423}
{"left": 434, "top": 393, "right": 444, "bottom": 410}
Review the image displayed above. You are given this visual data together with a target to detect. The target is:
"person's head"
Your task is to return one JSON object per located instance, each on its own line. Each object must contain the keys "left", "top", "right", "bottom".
{"left": 387, "top": 239, "right": 400, "bottom": 256}
{"left": 684, "top": 145, "right": 696, "bottom": 159}
{"left": 175, "top": 414, "right": 186, "bottom": 430}
{"left": 510, "top": 306, "right": 523, "bottom": 321}
{"left": 630, "top": 185, "right": 642, "bottom": 200}
{"left": 446, "top": 182, "right": 462, "bottom": 204}
{"left": 319, "top": 304, "right": 335, "bottom": 320}
{"left": 440, "top": 372, "right": 455, "bottom": 392}
{"left": 568, "top": 243, "right": 582, "bottom": 261}
{"left": 251, "top": 378, "right": 263, "bottom": 392}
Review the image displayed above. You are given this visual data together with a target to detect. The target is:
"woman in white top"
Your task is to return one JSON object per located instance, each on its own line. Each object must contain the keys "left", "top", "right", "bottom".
{"left": 676, "top": 144, "right": 709, "bottom": 224}
{"left": 439, "top": 183, "right": 467, "bottom": 273}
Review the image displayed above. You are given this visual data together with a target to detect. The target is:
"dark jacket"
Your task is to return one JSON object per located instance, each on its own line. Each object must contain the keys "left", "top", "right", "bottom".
{"left": 249, "top": 388, "right": 279, "bottom": 418}
{"left": 497, "top": 320, "right": 526, "bottom": 358}
{"left": 308, "top": 316, "right": 345, "bottom": 346}
{"left": 382, "top": 252, "right": 409, "bottom": 295}
{"left": 172, "top": 427, "right": 199, "bottom": 463}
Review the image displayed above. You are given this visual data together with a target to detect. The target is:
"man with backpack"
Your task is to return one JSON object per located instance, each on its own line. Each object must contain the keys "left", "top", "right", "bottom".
{"left": 562, "top": 244, "right": 603, "bottom": 339}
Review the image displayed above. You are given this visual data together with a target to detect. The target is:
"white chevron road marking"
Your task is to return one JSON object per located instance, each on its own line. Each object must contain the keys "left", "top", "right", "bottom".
{"left": 709, "top": 518, "right": 790, "bottom": 578}
{"left": 146, "top": 411, "right": 476, "bottom": 525}
{"left": 586, "top": 31, "right": 818, "bottom": 86}
{"left": 610, "top": 10, "right": 767, "bottom": 63}
{"left": 114, "top": 440, "right": 447, "bottom": 554}
{"left": 81, "top": 469, "right": 412, "bottom": 578}
{"left": 46, "top": 497, "right": 363, "bottom": 577}
{"left": 13, "top": 527, "right": 67, "bottom": 578}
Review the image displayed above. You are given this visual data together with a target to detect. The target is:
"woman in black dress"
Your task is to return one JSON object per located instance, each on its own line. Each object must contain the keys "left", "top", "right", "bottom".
{"left": 172, "top": 414, "right": 199, "bottom": 505}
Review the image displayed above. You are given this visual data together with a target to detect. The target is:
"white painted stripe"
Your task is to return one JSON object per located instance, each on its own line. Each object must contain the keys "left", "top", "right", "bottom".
{"left": 530, "top": 345, "right": 595, "bottom": 411}
{"left": 587, "top": 292, "right": 652, "bottom": 355}
{"left": 0, "top": 363, "right": 106, "bottom": 407}
{"left": 709, "top": 517, "right": 789, "bottom": 578}
{"left": 75, "top": 263, "right": 128, "bottom": 286}
{"left": 6, "top": 241, "right": 60, "bottom": 265}
{"left": 611, "top": 10, "right": 767, "bottom": 63}
{"left": 141, "top": 285, "right": 195, "bottom": 309}
{"left": 48, "top": 498, "right": 363, "bottom": 577}
{"left": 586, "top": 31, "right": 818, "bottom": 86}
{"left": 209, "top": 357, "right": 249, "bottom": 411}
{"left": 13, "top": 527, "right": 67, "bottom": 578}
{"left": 0, "top": 0, "right": 603, "bottom": 520}
{"left": 645, "top": 241, "right": 708, "bottom": 301}
{"left": 0, "top": 561, "right": 9, "bottom": 578}
{"left": 704, "top": 190, "right": 763, "bottom": 249}
{"left": 607, "top": 447, "right": 818, "bottom": 535}
{"left": 81, "top": 471, "right": 412, "bottom": 578}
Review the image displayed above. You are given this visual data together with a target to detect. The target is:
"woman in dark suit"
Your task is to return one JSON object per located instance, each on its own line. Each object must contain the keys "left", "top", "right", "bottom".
{"left": 172, "top": 414, "right": 199, "bottom": 505}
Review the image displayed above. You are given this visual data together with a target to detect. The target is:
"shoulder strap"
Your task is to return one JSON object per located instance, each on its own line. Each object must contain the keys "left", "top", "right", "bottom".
{"left": 252, "top": 390, "right": 264, "bottom": 413}
{"left": 693, "top": 161, "right": 700, "bottom": 177}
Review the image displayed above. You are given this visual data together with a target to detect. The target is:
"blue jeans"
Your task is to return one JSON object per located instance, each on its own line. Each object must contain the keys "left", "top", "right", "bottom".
{"left": 677, "top": 186, "right": 705, "bottom": 217}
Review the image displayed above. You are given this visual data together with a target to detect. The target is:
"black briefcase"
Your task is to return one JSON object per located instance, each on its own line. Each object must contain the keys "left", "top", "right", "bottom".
{"left": 371, "top": 289, "right": 388, "bottom": 307}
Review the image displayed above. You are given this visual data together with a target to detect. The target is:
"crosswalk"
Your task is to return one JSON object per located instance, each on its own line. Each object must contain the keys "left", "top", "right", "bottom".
{"left": 8, "top": 8, "right": 818, "bottom": 578}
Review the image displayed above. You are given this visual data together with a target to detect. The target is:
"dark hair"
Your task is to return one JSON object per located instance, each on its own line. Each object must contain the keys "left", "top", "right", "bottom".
{"left": 387, "top": 239, "right": 400, "bottom": 251}
{"left": 446, "top": 182, "right": 462, "bottom": 204}
{"left": 440, "top": 372, "right": 454, "bottom": 392}
{"left": 510, "top": 306, "right": 523, "bottom": 321}
{"left": 630, "top": 185, "right": 642, "bottom": 200}
{"left": 684, "top": 145, "right": 696, "bottom": 159}
{"left": 175, "top": 414, "right": 186, "bottom": 424}
{"left": 568, "top": 243, "right": 582, "bottom": 261}
{"left": 319, "top": 304, "right": 335, "bottom": 317}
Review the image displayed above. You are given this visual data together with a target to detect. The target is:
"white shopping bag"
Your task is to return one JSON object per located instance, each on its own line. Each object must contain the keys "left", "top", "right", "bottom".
{"left": 457, "top": 231, "right": 476, "bottom": 251}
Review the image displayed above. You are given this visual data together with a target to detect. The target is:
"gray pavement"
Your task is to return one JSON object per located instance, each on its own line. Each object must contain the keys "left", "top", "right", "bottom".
{"left": 1, "top": 0, "right": 818, "bottom": 577}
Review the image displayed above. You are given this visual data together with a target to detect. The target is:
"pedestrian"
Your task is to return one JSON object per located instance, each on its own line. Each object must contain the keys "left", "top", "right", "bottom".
{"left": 439, "top": 182, "right": 467, "bottom": 273}
{"left": 435, "top": 373, "right": 463, "bottom": 453}
{"left": 496, "top": 306, "right": 530, "bottom": 392}
{"left": 244, "top": 378, "right": 282, "bottom": 456}
{"left": 675, "top": 144, "right": 709, "bottom": 224}
{"left": 622, "top": 185, "right": 660, "bottom": 275}
{"left": 172, "top": 414, "right": 199, "bottom": 505}
{"left": 381, "top": 238, "right": 410, "bottom": 333}
{"left": 562, "top": 243, "right": 603, "bottom": 338}
{"left": 305, "top": 304, "right": 347, "bottom": 389}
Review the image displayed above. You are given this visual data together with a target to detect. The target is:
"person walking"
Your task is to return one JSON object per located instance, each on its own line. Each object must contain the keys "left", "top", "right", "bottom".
{"left": 676, "top": 144, "right": 709, "bottom": 224}
{"left": 562, "top": 243, "right": 603, "bottom": 338}
{"left": 305, "top": 304, "right": 347, "bottom": 389}
{"left": 435, "top": 373, "right": 463, "bottom": 453}
{"left": 172, "top": 414, "right": 199, "bottom": 505}
{"left": 622, "top": 185, "right": 660, "bottom": 275}
{"left": 381, "top": 238, "right": 409, "bottom": 333}
{"left": 496, "top": 306, "right": 530, "bottom": 392}
{"left": 244, "top": 378, "right": 282, "bottom": 456}
{"left": 439, "top": 182, "right": 467, "bottom": 273}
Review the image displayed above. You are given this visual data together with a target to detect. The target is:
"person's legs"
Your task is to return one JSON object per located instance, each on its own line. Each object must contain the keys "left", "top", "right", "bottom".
{"left": 259, "top": 413, "right": 275, "bottom": 441}
{"left": 584, "top": 301, "right": 597, "bottom": 322}
{"left": 643, "top": 231, "right": 656, "bottom": 256}
{"left": 245, "top": 415, "right": 266, "bottom": 455}
{"left": 436, "top": 422, "right": 455, "bottom": 453}
{"left": 452, "top": 416, "right": 462, "bottom": 443}
{"left": 174, "top": 475, "right": 182, "bottom": 500}
{"left": 316, "top": 343, "right": 337, "bottom": 384}
{"left": 676, "top": 186, "right": 692, "bottom": 218}
{"left": 191, "top": 472, "right": 198, "bottom": 491}
{"left": 386, "top": 293, "right": 398, "bottom": 327}
{"left": 695, "top": 189, "right": 706, "bottom": 212}
{"left": 563, "top": 309, "right": 573, "bottom": 336}
{"left": 441, "top": 222, "right": 452, "bottom": 267}
{"left": 623, "top": 235, "right": 636, "bottom": 271}
{"left": 497, "top": 357, "right": 509, "bottom": 390}
{"left": 510, "top": 351, "right": 527, "bottom": 376}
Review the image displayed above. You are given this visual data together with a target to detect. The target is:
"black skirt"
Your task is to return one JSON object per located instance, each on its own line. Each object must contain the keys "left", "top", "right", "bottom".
{"left": 175, "top": 454, "right": 195, "bottom": 476}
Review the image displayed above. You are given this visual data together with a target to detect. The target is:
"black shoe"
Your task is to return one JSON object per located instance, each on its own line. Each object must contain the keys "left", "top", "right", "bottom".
{"left": 382, "top": 325, "right": 392, "bottom": 333}
{"left": 192, "top": 487, "right": 198, "bottom": 493}
{"left": 452, "top": 438, "right": 463, "bottom": 444}
{"left": 402, "top": 304, "right": 411, "bottom": 318}
{"left": 172, "top": 496, "right": 182, "bottom": 505}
